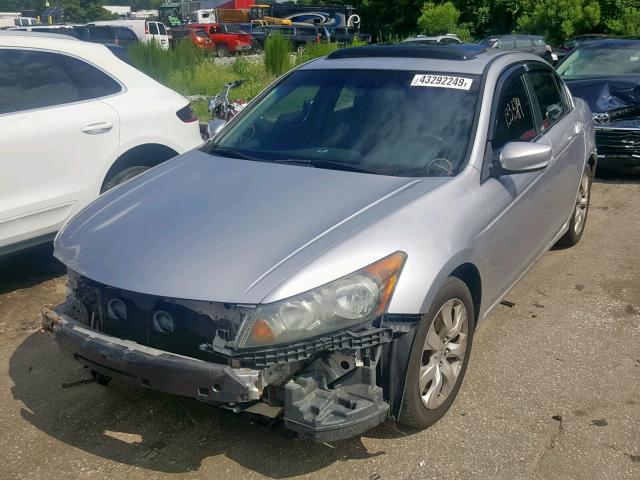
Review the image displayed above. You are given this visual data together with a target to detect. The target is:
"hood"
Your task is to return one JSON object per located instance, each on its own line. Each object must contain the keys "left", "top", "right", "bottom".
{"left": 565, "top": 76, "right": 640, "bottom": 120}
{"left": 55, "top": 151, "right": 446, "bottom": 303}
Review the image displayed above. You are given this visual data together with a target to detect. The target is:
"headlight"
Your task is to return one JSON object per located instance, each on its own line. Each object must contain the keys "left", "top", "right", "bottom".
{"left": 236, "top": 251, "right": 407, "bottom": 348}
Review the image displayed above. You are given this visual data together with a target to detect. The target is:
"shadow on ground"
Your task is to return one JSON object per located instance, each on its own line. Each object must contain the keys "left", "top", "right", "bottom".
{"left": 9, "top": 332, "right": 408, "bottom": 477}
{"left": 594, "top": 168, "right": 640, "bottom": 184}
{"left": 0, "top": 243, "right": 65, "bottom": 295}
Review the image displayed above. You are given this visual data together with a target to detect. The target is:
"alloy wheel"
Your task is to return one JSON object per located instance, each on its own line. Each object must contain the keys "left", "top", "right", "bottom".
{"left": 420, "top": 299, "right": 469, "bottom": 409}
{"left": 574, "top": 170, "right": 590, "bottom": 235}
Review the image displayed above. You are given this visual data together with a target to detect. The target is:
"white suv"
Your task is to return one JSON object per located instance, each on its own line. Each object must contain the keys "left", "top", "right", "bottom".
{"left": 0, "top": 32, "right": 202, "bottom": 254}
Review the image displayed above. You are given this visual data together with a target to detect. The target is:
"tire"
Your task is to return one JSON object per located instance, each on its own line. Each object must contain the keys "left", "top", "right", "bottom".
{"left": 216, "top": 45, "right": 229, "bottom": 57}
{"left": 101, "top": 166, "right": 150, "bottom": 193}
{"left": 556, "top": 166, "right": 592, "bottom": 248}
{"left": 400, "top": 277, "right": 475, "bottom": 429}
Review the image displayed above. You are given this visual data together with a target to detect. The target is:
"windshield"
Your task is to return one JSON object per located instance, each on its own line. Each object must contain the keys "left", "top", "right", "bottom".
{"left": 558, "top": 46, "right": 640, "bottom": 77}
{"left": 208, "top": 69, "right": 480, "bottom": 177}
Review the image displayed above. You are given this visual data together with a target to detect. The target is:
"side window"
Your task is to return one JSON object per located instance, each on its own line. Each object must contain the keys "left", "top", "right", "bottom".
{"left": 515, "top": 37, "right": 532, "bottom": 48}
{"left": 492, "top": 74, "right": 536, "bottom": 151}
{"left": 527, "top": 69, "right": 565, "bottom": 131}
{"left": 148, "top": 22, "right": 159, "bottom": 35}
{"left": 496, "top": 37, "right": 513, "bottom": 48}
{"left": 158, "top": 23, "right": 167, "bottom": 35}
{"left": 0, "top": 49, "right": 79, "bottom": 114}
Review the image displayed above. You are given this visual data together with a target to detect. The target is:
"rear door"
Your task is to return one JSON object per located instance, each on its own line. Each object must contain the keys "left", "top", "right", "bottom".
{"left": 525, "top": 64, "right": 585, "bottom": 232}
{"left": 0, "top": 48, "right": 121, "bottom": 249}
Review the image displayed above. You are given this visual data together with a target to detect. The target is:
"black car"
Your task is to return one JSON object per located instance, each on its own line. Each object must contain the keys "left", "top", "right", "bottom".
{"left": 479, "top": 34, "right": 554, "bottom": 62}
{"left": 558, "top": 39, "right": 640, "bottom": 170}
{"left": 325, "top": 27, "right": 370, "bottom": 45}
{"left": 251, "top": 24, "right": 331, "bottom": 49}
{"left": 80, "top": 25, "right": 139, "bottom": 47}
{"left": 554, "top": 34, "right": 608, "bottom": 61}
{"left": 12, "top": 24, "right": 139, "bottom": 47}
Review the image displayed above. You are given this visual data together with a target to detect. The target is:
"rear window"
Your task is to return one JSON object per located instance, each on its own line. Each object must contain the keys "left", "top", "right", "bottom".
{"left": 533, "top": 38, "right": 546, "bottom": 46}
{"left": 114, "top": 27, "right": 137, "bottom": 40}
{"left": 88, "top": 26, "right": 115, "bottom": 41}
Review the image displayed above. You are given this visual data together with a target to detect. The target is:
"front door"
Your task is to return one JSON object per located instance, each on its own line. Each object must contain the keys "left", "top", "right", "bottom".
{"left": 477, "top": 66, "right": 558, "bottom": 308}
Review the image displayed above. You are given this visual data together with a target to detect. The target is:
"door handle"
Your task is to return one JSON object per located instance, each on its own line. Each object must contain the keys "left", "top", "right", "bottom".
{"left": 81, "top": 122, "right": 113, "bottom": 135}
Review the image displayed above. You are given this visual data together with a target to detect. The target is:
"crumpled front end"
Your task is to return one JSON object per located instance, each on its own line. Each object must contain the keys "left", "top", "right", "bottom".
{"left": 566, "top": 76, "right": 640, "bottom": 169}
{"left": 595, "top": 120, "right": 640, "bottom": 169}
{"left": 42, "top": 270, "right": 408, "bottom": 442}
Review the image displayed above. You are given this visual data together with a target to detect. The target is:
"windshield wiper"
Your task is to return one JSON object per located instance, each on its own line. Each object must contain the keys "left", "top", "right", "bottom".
{"left": 207, "top": 146, "right": 262, "bottom": 162}
{"left": 273, "top": 158, "right": 375, "bottom": 174}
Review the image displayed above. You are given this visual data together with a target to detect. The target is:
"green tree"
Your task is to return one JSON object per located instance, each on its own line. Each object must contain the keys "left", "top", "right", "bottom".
{"left": 605, "top": 6, "right": 640, "bottom": 35}
{"left": 417, "top": 2, "right": 472, "bottom": 40}
{"left": 517, "top": 0, "right": 601, "bottom": 43}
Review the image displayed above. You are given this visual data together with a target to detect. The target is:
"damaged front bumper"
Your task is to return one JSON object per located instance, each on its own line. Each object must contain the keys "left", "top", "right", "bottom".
{"left": 42, "top": 304, "right": 399, "bottom": 442}
{"left": 42, "top": 306, "right": 264, "bottom": 404}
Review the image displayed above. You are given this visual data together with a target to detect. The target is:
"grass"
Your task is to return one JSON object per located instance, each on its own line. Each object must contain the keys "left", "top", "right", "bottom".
{"left": 127, "top": 39, "right": 359, "bottom": 120}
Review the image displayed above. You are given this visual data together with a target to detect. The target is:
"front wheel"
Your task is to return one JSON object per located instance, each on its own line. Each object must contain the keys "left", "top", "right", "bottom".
{"left": 101, "top": 166, "right": 150, "bottom": 193}
{"left": 216, "top": 45, "right": 229, "bottom": 57}
{"left": 400, "top": 277, "right": 474, "bottom": 428}
{"left": 556, "top": 166, "right": 592, "bottom": 248}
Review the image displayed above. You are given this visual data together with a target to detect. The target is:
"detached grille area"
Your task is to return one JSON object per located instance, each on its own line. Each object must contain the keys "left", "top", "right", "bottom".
{"left": 70, "top": 274, "right": 251, "bottom": 362}
{"left": 596, "top": 129, "right": 640, "bottom": 158}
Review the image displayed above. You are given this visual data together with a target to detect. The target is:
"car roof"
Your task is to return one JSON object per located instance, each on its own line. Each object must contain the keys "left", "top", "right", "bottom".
{"left": 576, "top": 38, "right": 640, "bottom": 48}
{"left": 299, "top": 44, "right": 538, "bottom": 76}
{"left": 0, "top": 30, "right": 79, "bottom": 41}
{"left": 484, "top": 34, "right": 542, "bottom": 38}
{"left": 406, "top": 34, "right": 459, "bottom": 41}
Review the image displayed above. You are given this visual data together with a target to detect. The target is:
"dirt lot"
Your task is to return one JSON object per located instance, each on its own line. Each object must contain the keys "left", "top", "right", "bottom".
{"left": 0, "top": 177, "right": 638, "bottom": 480}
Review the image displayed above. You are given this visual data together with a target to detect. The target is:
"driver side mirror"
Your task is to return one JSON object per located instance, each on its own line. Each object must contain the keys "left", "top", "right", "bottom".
{"left": 492, "top": 142, "right": 552, "bottom": 175}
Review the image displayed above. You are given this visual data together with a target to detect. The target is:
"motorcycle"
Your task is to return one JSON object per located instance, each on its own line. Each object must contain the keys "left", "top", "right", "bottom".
{"left": 205, "top": 80, "right": 247, "bottom": 140}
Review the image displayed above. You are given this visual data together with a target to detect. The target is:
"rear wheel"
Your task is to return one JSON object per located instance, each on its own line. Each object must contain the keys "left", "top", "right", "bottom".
{"left": 400, "top": 277, "right": 474, "bottom": 428}
{"left": 556, "top": 166, "right": 592, "bottom": 248}
{"left": 101, "top": 166, "right": 149, "bottom": 193}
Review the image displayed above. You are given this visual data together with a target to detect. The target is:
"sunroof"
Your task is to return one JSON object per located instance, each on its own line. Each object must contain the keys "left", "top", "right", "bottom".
{"left": 328, "top": 44, "right": 487, "bottom": 61}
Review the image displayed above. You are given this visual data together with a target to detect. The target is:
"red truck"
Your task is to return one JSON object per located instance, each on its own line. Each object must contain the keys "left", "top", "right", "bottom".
{"left": 186, "top": 23, "right": 252, "bottom": 57}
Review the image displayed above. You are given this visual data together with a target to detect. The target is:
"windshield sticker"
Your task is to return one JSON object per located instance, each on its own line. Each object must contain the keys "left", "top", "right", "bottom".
{"left": 411, "top": 74, "right": 473, "bottom": 90}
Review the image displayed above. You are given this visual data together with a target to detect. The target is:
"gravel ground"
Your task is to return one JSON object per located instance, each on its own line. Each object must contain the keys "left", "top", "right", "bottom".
{"left": 0, "top": 176, "right": 638, "bottom": 480}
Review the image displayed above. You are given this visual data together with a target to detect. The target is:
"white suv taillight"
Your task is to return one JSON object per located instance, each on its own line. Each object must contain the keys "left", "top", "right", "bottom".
{"left": 176, "top": 105, "right": 198, "bottom": 123}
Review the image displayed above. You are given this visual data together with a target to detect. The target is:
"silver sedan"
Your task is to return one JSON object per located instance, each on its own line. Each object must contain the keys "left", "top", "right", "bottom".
{"left": 46, "top": 45, "right": 596, "bottom": 441}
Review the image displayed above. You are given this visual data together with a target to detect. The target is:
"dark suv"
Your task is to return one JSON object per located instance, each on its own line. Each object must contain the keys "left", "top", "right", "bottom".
{"left": 479, "top": 34, "right": 554, "bottom": 62}
{"left": 252, "top": 24, "right": 331, "bottom": 49}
